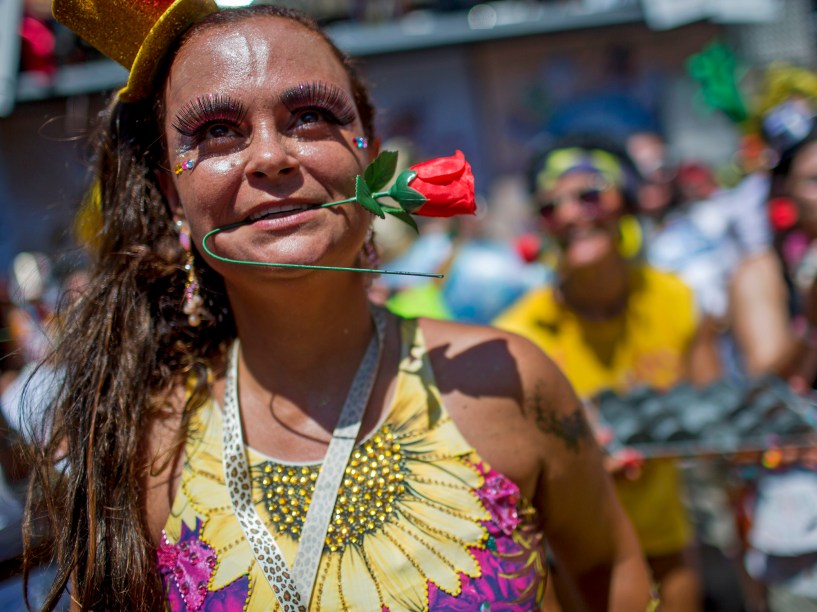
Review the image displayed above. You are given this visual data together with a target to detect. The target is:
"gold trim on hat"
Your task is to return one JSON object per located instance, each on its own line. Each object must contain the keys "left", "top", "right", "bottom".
{"left": 53, "top": 0, "right": 219, "bottom": 102}
{"left": 123, "top": 0, "right": 218, "bottom": 101}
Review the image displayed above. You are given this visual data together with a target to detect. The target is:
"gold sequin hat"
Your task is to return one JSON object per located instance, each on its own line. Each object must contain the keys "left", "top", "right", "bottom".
{"left": 52, "top": 0, "right": 219, "bottom": 102}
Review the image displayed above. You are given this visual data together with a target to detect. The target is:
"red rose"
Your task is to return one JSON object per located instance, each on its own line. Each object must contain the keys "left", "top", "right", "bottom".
{"left": 408, "top": 150, "right": 476, "bottom": 217}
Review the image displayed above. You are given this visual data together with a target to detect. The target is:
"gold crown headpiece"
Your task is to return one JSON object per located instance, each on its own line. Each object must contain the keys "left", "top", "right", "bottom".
{"left": 52, "top": 0, "right": 219, "bottom": 102}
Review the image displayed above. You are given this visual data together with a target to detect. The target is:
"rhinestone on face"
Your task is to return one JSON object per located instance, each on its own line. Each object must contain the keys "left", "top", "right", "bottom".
{"left": 257, "top": 425, "right": 407, "bottom": 553}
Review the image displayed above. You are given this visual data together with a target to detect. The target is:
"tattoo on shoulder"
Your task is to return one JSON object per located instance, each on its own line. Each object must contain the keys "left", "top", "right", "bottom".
{"left": 526, "top": 382, "right": 591, "bottom": 453}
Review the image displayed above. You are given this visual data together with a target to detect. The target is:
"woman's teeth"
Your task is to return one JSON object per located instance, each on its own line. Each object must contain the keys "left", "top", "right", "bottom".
{"left": 249, "top": 204, "right": 313, "bottom": 221}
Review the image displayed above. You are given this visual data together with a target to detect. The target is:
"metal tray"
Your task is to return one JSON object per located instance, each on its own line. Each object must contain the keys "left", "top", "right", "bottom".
{"left": 592, "top": 376, "right": 817, "bottom": 460}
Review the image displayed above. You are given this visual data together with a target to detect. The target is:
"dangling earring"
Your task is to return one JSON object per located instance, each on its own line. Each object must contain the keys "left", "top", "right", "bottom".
{"left": 617, "top": 214, "right": 643, "bottom": 260}
{"left": 183, "top": 256, "right": 204, "bottom": 327}
{"left": 362, "top": 225, "right": 379, "bottom": 269}
{"left": 177, "top": 219, "right": 204, "bottom": 326}
{"left": 354, "top": 136, "right": 369, "bottom": 149}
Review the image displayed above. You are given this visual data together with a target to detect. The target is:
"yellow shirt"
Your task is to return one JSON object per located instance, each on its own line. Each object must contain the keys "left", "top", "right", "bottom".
{"left": 494, "top": 265, "right": 695, "bottom": 556}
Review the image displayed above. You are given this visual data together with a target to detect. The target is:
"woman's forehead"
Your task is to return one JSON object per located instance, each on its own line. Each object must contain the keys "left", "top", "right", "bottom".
{"left": 165, "top": 16, "right": 347, "bottom": 99}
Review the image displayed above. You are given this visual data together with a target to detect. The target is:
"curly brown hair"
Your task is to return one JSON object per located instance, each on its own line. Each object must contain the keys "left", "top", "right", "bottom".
{"left": 23, "top": 6, "right": 376, "bottom": 609}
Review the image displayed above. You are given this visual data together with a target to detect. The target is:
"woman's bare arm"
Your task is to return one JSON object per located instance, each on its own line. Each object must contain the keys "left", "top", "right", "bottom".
{"left": 731, "top": 249, "right": 817, "bottom": 385}
{"left": 520, "top": 341, "right": 651, "bottom": 610}
{"left": 423, "top": 319, "right": 652, "bottom": 611}
{"left": 686, "top": 314, "right": 724, "bottom": 386}
{"left": 730, "top": 250, "right": 802, "bottom": 377}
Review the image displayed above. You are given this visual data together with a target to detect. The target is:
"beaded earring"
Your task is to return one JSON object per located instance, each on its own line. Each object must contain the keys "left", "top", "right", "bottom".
{"left": 617, "top": 214, "right": 643, "bottom": 260}
{"left": 354, "top": 136, "right": 368, "bottom": 149}
{"left": 177, "top": 219, "right": 204, "bottom": 326}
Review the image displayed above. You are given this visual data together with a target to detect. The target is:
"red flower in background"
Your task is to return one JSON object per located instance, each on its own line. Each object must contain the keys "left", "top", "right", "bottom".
{"left": 408, "top": 150, "right": 476, "bottom": 217}
{"left": 515, "top": 233, "right": 542, "bottom": 263}
{"left": 20, "top": 16, "right": 56, "bottom": 76}
{"left": 769, "top": 197, "right": 799, "bottom": 231}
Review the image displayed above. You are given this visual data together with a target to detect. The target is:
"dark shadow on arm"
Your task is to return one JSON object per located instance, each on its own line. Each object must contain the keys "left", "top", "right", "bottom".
{"left": 427, "top": 338, "right": 525, "bottom": 412}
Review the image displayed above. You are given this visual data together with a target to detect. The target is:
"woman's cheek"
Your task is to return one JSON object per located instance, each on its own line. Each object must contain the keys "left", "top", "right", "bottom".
{"left": 182, "top": 158, "right": 242, "bottom": 209}
{"left": 207, "top": 155, "right": 242, "bottom": 176}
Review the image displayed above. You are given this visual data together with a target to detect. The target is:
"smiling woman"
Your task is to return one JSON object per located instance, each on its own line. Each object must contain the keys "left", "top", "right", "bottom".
{"left": 28, "top": 2, "right": 651, "bottom": 610}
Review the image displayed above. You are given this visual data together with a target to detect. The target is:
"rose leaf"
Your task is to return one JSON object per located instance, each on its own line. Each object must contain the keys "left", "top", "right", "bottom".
{"left": 363, "top": 150, "right": 398, "bottom": 192}
{"left": 356, "top": 175, "right": 385, "bottom": 218}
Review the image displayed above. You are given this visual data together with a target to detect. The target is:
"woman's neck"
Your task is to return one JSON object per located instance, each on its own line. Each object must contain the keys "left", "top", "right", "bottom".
{"left": 215, "top": 272, "right": 386, "bottom": 460}
{"left": 231, "top": 272, "right": 371, "bottom": 361}
{"left": 557, "top": 253, "right": 631, "bottom": 320}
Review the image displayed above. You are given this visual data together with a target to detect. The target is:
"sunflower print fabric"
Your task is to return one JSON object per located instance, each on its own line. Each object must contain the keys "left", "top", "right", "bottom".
{"left": 158, "top": 318, "right": 547, "bottom": 611}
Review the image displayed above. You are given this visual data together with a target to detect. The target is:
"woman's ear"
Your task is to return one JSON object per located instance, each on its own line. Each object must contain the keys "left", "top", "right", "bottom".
{"left": 156, "top": 169, "right": 183, "bottom": 217}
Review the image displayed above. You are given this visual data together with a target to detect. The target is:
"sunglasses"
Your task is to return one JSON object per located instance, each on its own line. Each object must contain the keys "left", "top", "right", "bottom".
{"left": 538, "top": 186, "right": 607, "bottom": 220}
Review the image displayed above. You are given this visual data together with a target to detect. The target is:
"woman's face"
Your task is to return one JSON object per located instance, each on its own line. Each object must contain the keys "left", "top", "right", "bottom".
{"left": 788, "top": 140, "right": 817, "bottom": 238}
{"left": 537, "top": 170, "right": 624, "bottom": 269}
{"left": 161, "top": 16, "right": 376, "bottom": 281}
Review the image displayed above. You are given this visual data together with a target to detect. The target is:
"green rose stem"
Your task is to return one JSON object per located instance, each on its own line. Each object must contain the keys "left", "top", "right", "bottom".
{"left": 319, "top": 199, "right": 401, "bottom": 212}
{"left": 200, "top": 213, "right": 442, "bottom": 278}
{"left": 200, "top": 153, "right": 440, "bottom": 276}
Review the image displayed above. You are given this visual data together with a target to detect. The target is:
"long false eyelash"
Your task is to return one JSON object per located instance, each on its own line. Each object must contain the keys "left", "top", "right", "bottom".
{"left": 280, "top": 82, "right": 357, "bottom": 126}
{"left": 172, "top": 94, "right": 249, "bottom": 137}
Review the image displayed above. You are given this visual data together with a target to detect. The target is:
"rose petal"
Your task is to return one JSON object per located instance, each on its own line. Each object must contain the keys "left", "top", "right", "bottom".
{"left": 411, "top": 150, "right": 466, "bottom": 183}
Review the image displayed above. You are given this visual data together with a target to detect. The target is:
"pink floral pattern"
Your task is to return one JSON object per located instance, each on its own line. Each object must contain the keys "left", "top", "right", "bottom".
{"left": 426, "top": 462, "right": 546, "bottom": 611}
{"left": 158, "top": 465, "right": 545, "bottom": 611}
{"left": 158, "top": 518, "right": 250, "bottom": 611}
{"left": 475, "top": 463, "right": 521, "bottom": 536}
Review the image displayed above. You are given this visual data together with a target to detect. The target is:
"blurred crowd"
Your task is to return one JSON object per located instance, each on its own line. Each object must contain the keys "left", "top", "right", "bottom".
{"left": 0, "top": 252, "right": 86, "bottom": 608}
{"left": 362, "top": 63, "right": 817, "bottom": 611}
{"left": 5, "top": 53, "right": 817, "bottom": 612}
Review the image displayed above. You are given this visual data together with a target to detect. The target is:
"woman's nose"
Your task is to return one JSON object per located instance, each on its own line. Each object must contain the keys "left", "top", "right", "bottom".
{"left": 244, "top": 126, "right": 300, "bottom": 181}
{"left": 554, "top": 195, "right": 586, "bottom": 223}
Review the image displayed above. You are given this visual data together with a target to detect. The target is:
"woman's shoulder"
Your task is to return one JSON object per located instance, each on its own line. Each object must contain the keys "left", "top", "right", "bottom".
{"left": 412, "top": 319, "right": 564, "bottom": 416}
{"left": 416, "top": 316, "right": 560, "bottom": 383}
{"left": 410, "top": 316, "right": 593, "bottom": 500}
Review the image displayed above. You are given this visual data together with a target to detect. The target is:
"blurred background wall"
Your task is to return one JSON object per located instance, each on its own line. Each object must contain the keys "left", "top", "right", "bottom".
{"left": 0, "top": 0, "right": 815, "bottom": 274}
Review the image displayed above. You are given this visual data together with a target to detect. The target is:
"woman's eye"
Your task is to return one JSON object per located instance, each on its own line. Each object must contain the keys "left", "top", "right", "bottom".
{"left": 301, "top": 110, "right": 323, "bottom": 123}
{"left": 296, "top": 109, "right": 325, "bottom": 126}
{"left": 205, "top": 123, "right": 236, "bottom": 139}
{"left": 293, "top": 107, "right": 346, "bottom": 131}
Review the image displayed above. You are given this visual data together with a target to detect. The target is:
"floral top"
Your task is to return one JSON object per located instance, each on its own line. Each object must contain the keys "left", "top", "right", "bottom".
{"left": 158, "top": 317, "right": 547, "bottom": 611}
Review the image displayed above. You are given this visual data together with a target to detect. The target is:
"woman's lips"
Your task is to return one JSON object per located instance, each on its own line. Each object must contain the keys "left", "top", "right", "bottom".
{"left": 246, "top": 202, "right": 318, "bottom": 222}
{"left": 239, "top": 201, "right": 327, "bottom": 231}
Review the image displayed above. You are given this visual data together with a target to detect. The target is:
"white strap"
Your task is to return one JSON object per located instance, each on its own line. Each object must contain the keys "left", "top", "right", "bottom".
{"left": 222, "top": 307, "right": 386, "bottom": 610}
